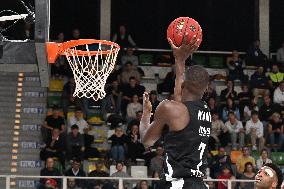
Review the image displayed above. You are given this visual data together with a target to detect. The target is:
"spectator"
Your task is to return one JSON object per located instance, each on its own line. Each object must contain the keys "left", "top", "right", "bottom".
{"left": 207, "top": 97, "right": 219, "bottom": 114}
{"left": 51, "top": 58, "right": 65, "bottom": 78}
{"left": 121, "top": 47, "right": 139, "bottom": 66}
{"left": 277, "top": 41, "right": 284, "bottom": 65}
{"left": 133, "top": 180, "right": 150, "bottom": 189}
{"left": 238, "top": 84, "right": 252, "bottom": 117}
{"left": 268, "top": 113, "right": 284, "bottom": 151}
{"left": 217, "top": 166, "right": 235, "bottom": 189}
{"left": 226, "top": 50, "right": 247, "bottom": 83}
{"left": 112, "top": 25, "right": 136, "bottom": 48}
{"left": 126, "top": 94, "right": 143, "bottom": 121}
{"left": 72, "top": 29, "right": 81, "bottom": 40}
{"left": 88, "top": 161, "right": 109, "bottom": 188}
{"left": 67, "top": 108, "right": 88, "bottom": 133}
{"left": 127, "top": 124, "right": 145, "bottom": 163}
{"left": 43, "top": 178, "right": 57, "bottom": 189}
{"left": 209, "top": 111, "right": 229, "bottom": 150}
{"left": 243, "top": 96, "right": 259, "bottom": 121}
{"left": 225, "top": 112, "right": 244, "bottom": 150}
{"left": 103, "top": 80, "right": 122, "bottom": 117}
{"left": 157, "top": 65, "right": 175, "bottom": 94}
{"left": 256, "top": 149, "right": 273, "bottom": 170}
{"left": 108, "top": 127, "right": 128, "bottom": 161}
{"left": 202, "top": 85, "right": 217, "bottom": 103}
{"left": 42, "top": 106, "right": 65, "bottom": 142}
{"left": 39, "top": 158, "right": 62, "bottom": 188}
{"left": 22, "top": 22, "right": 34, "bottom": 40}
{"left": 66, "top": 125, "right": 85, "bottom": 160}
{"left": 55, "top": 32, "right": 64, "bottom": 43}
{"left": 150, "top": 145, "right": 164, "bottom": 176}
{"left": 220, "top": 80, "right": 238, "bottom": 102}
{"left": 40, "top": 128, "right": 65, "bottom": 168}
{"left": 151, "top": 171, "right": 165, "bottom": 189}
{"left": 250, "top": 66, "right": 270, "bottom": 97}
{"left": 236, "top": 147, "right": 256, "bottom": 174}
{"left": 111, "top": 161, "right": 131, "bottom": 189}
{"left": 149, "top": 90, "right": 160, "bottom": 114}
{"left": 246, "top": 40, "right": 267, "bottom": 67}
{"left": 245, "top": 111, "right": 265, "bottom": 151}
{"left": 120, "top": 62, "right": 141, "bottom": 84}
{"left": 222, "top": 98, "right": 240, "bottom": 121}
{"left": 106, "top": 65, "right": 121, "bottom": 85}
{"left": 127, "top": 110, "right": 143, "bottom": 134}
{"left": 273, "top": 81, "right": 284, "bottom": 106}
{"left": 268, "top": 64, "right": 284, "bottom": 89}
{"left": 211, "top": 147, "right": 232, "bottom": 178}
{"left": 259, "top": 94, "right": 282, "bottom": 126}
{"left": 83, "top": 128, "right": 100, "bottom": 159}
{"left": 67, "top": 178, "right": 82, "bottom": 189}
{"left": 239, "top": 162, "right": 256, "bottom": 189}
{"left": 65, "top": 158, "right": 86, "bottom": 188}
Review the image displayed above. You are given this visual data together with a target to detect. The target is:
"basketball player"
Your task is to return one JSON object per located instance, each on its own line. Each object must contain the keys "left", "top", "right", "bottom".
{"left": 255, "top": 163, "right": 283, "bottom": 189}
{"left": 140, "top": 34, "right": 211, "bottom": 189}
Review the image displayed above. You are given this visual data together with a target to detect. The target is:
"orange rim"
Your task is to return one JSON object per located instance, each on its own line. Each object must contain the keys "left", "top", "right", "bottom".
{"left": 46, "top": 39, "right": 120, "bottom": 64}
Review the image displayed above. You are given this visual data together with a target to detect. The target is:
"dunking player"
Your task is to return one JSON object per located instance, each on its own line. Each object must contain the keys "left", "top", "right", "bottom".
{"left": 255, "top": 163, "right": 283, "bottom": 189}
{"left": 140, "top": 35, "right": 211, "bottom": 189}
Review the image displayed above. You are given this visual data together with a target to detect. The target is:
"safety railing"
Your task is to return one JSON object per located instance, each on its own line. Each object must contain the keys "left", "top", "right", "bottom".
{"left": 0, "top": 175, "right": 256, "bottom": 189}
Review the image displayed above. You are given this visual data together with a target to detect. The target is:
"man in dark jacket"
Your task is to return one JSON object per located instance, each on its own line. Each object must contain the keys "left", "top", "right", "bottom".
{"left": 40, "top": 158, "right": 62, "bottom": 188}
{"left": 65, "top": 158, "right": 86, "bottom": 188}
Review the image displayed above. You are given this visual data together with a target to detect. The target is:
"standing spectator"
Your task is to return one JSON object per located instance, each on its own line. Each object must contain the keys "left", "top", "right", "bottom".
{"left": 65, "top": 158, "right": 86, "bottom": 188}
{"left": 256, "top": 149, "right": 273, "bottom": 170}
{"left": 67, "top": 178, "right": 82, "bottom": 189}
{"left": 236, "top": 147, "right": 256, "bottom": 174}
{"left": 88, "top": 161, "right": 109, "bottom": 188}
{"left": 239, "top": 162, "right": 256, "bottom": 189}
{"left": 157, "top": 65, "right": 175, "bottom": 94}
{"left": 40, "top": 158, "right": 62, "bottom": 188}
{"left": 120, "top": 62, "right": 141, "bottom": 84}
{"left": 209, "top": 111, "right": 229, "bottom": 150}
{"left": 150, "top": 145, "right": 164, "bottom": 176}
{"left": 226, "top": 50, "right": 247, "bottom": 83}
{"left": 42, "top": 106, "right": 65, "bottom": 142}
{"left": 108, "top": 127, "right": 128, "bottom": 161}
{"left": 72, "top": 29, "right": 81, "bottom": 40}
{"left": 245, "top": 111, "right": 265, "bottom": 151}
{"left": 111, "top": 161, "right": 131, "bottom": 189}
{"left": 127, "top": 124, "right": 145, "bottom": 163}
{"left": 217, "top": 166, "right": 235, "bottom": 189}
{"left": 66, "top": 125, "right": 85, "bottom": 160}
{"left": 67, "top": 108, "right": 88, "bottom": 133}
{"left": 268, "top": 113, "right": 284, "bottom": 151}
{"left": 246, "top": 40, "right": 267, "bottom": 67}
{"left": 243, "top": 96, "right": 259, "bottom": 121}
{"left": 40, "top": 128, "right": 65, "bottom": 168}
{"left": 225, "top": 112, "right": 244, "bottom": 150}
{"left": 220, "top": 80, "right": 238, "bottom": 102}
{"left": 149, "top": 90, "right": 160, "bottom": 114}
{"left": 126, "top": 94, "right": 143, "bottom": 121}
{"left": 112, "top": 25, "right": 136, "bottom": 48}
{"left": 238, "top": 84, "right": 252, "bottom": 118}
{"left": 222, "top": 98, "right": 241, "bottom": 121}
{"left": 211, "top": 147, "right": 232, "bottom": 178}
{"left": 273, "top": 81, "right": 284, "bottom": 106}
{"left": 250, "top": 66, "right": 270, "bottom": 97}
{"left": 121, "top": 47, "right": 139, "bottom": 66}
{"left": 268, "top": 64, "right": 284, "bottom": 89}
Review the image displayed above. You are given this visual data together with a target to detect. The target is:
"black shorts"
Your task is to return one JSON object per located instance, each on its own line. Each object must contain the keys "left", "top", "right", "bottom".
{"left": 165, "top": 177, "right": 208, "bottom": 189}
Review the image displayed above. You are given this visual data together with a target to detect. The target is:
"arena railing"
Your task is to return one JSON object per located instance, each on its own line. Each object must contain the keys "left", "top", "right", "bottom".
{"left": 0, "top": 175, "right": 256, "bottom": 189}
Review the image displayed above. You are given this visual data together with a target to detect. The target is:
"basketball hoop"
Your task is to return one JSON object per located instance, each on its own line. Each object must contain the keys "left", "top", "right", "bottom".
{"left": 46, "top": 39, "right": 120, "bottom": 101}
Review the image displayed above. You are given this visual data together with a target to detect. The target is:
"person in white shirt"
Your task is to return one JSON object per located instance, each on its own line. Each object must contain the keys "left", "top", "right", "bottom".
{"left": 67, "top": 108, "right": 89, "bottom": 133}
{"left": 256, "top": 149, "right": 272, "bottom": 170}
{"left": 276, "top": 41, "right": 284, "bottom": 64}
{"left": 245, "top": 111, "right": 265, "bottom": 151}
{"left": 273, "top": 81, "right": 284, "bottom": 106}
{"left": 121, "top": 47, "right": 139, "bottom": 67}
{"left": 225, "top": 112, "right": 245, "bottom": 150}
{"left": 126, "top": 94, "right": 143, "bottom": 121}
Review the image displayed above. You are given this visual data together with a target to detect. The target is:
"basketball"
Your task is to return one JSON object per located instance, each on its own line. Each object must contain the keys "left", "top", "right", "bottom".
{"left": 167, "top": 17, "right": 202, "bottom": 47}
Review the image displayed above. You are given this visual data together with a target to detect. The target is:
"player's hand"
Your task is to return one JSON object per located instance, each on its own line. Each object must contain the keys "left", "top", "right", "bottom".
{"left": 168, "top": 33, "right": 200, "bottom": 62}
{"left": 143, "top": 92, "right": 152, "bottom": 116}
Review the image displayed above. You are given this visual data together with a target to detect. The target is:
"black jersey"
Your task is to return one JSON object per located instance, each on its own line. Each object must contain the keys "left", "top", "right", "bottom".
{"left": 163, "top": 100, "right": 212, "bottom": 180}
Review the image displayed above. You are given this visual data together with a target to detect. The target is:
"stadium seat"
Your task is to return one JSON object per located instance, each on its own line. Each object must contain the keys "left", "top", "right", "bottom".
{"left": 47, "top": 95, "right": 62, "bottom": 108}
{"left": 271, "top": 152, "right": 284, "bottom": 165}
{"left": 211, "top": 150, "right": 218, "bottom": 156}
{"left": 208, "top": 56, "right": 225, "bottom": 68}
{"left": 139, "top": 54, "right": 154, "bottom": 65}
{"left": 230, "top": 150, "right": 242, "bottom": 164}
{"left": 193, "top": 55, "right": 207, "bottom": 67}
{"left": 130, "top": 166, "right": 147, "bottom": 178}
{"left": 49, "top": 79, "right": 64, "bottom": 92}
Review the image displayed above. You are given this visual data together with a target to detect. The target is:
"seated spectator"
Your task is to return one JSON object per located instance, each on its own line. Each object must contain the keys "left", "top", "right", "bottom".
{"left": 239, "top": 162, "right": 256, "bottom": 189}
{"left": 126, "top": 94, "right": 143, "bottom": 121}
{"left": 220, "top": 80, "right": 238, "bottom": 102}
{"left": 250, "top": 66, "right": 270, "bottom": 97}
{"left": 225, "top": 112, "right": 244, "bottom": 150}
{"left": 268, "top": 113, "right": 284, "bottom": 151}
{"left": 67, "top": 178, "right": 82, "bottom": 189}
{"left": 211, "top": 147, "right": 232, "bottom": 178}
{"left": 121, "top": 47, "right": 139, "bottom": 66}
{"left": 256, "top": 149, "right": 272, "bottom": 170}
{"left": 127, "top": 111, "right": 143, "bottom": 134}
{"left": 246, "top": 40, "right": 267, "bottom": 67}
{"left": 243, "top": 96, "right": 259, "bottom": 121}
{"left": 66, "top": 125, "right": 85, "bottom": 160}
{"left": 202, "top": 85, "right": 217, "bottom": 103}
{"left": 102, "top": 80, "right": 122, "bottom": 117}
{"left": 133, "top": 180, "right": 150, "bottom": 189}
{"left": 222, "top": 98, "right": 240, "bottom": 121}
{"left": 217, "top": 166, "right": 235, "bottom": 189}
{"left": 149, "top": 90, "right": 160, "bottom": 114}
{"left": 42, "top": 106, "right": 65, "bottom": 143}
{"left": 40, "top": 128, "right": 65, "bottom": 168}
{"left": 43, "top": 178, "right": 57, "bottom": 189}
{"left": 268, "top": 64, "right": 284, "bottom": 89}
{"left": 238, "top": 84, "right": 252, "bottom": 117}
{"left": 112, "top": 25, "right": 136, "bottom": 49}
{"left": 108, "top": 127, "right": 128, "bottom": 161}
{"left": 39, "top": 158, "right": 62, "bottom": 188}
{"left": 259, "top": 95, "right": 282, "bottom": 127}
{"left": 207, "top": 97, "right": 220, "bottom": 114}
{"left": 51, "top": 58, "right": 65, "bottom": 78}
{"left": 127, "top": 124, "right": 145, "bottom": 163}
{"left": 65, "top": 158, "right": 86, "bottom": 188}
{"left": 88, "top": 161, "right": 109, "bottom": 188}
{"left": 83, "top": 128, "right": 100, "bottom": 159}
{"left": 67, "top": 108, "right": 88, "bottom": 133}
{"left": 151, "top": 171, "right": 165, "bottom": 189}
{"left": 277, "top": 41, "right": 284, "bottom": 67}
{"left": 157, "top": 65, "right": 175, "bottom": 94}
{"left": 111, "top": 161, "right": 131, "bottom": 189}
{"left": 245, "top": 111, "right": 265, "bottom": 151}
{"left": 150, "top": 145, "right": 164, "bottom": 176}
{"left": 120, "top": 62, "right": 141, "bottom": 84}
{"left": 71, "top": 28, "right": 81, "bottom": 40}
{"left": 209, "top": 111, "right": 229, "bottom": 150}
{"left": 273, "top": 81, "right": 284, "bottom": 106}
{"left": 236, "top": 147, "right": 256, "bottom": 175}
{"left": 106, "top": 65, "right": 121, "bottom": 85}
{"left": 226, "top": 50, "right": 248, "bottom": 83}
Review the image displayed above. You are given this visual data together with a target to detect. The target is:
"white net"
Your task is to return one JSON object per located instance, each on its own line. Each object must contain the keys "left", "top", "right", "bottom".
{"left": 64, "top": 41, "right": 120, "bottom": 101}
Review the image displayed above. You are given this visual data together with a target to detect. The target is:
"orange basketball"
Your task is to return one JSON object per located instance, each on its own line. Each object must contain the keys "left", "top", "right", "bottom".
{"left": 167, "top": 17, "right": 202, "bottom": 48}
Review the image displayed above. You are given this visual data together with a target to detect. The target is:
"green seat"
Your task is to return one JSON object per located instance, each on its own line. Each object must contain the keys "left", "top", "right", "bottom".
{"left": 271, "top": 152, "right": 284, "bottom": 165}
{"left": 139, "top": 54, "right": 154, "bottom": 65}
{"left": 192, "top": 55, "right": 207, "bottom": 67}
{"left": 208, "top": 56, "right": 225, "bottom": 68}
{"left": 47, "top": 95, "right": 62, "bottom": 108}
